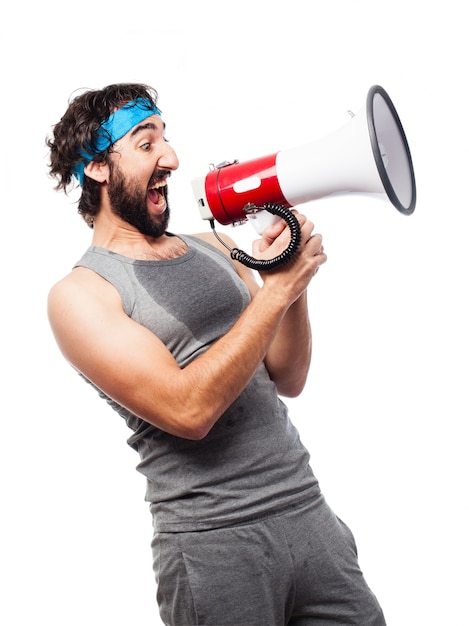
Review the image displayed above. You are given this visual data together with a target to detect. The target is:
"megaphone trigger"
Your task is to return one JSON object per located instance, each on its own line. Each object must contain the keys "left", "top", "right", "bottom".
{"left": 245, "top": 206, "right": 282, "bottom": 235}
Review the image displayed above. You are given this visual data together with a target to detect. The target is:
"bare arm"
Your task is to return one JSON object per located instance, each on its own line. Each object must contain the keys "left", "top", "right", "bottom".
{"left": 48, "top": 215, "right": 324, "bottom": 440}
{"left": 262, "top": 291, "right": 312, "bottom": 397}
{"left": 200, "top": 213, "right": 324, "bottom": 397}
{"left": 254, "top": 215, "right": 324, "bottom": 396}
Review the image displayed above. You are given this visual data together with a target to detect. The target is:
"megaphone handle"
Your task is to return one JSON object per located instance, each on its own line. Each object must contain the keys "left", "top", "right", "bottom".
{"left": 246, "top": 210, "right": 281, "bottom": 235}
{"left": 210, "top": 203, "right": 302, "bottom": 271}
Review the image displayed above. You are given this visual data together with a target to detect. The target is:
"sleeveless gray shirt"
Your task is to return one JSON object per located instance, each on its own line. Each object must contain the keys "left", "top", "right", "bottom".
{"left": 75, "top": 235, "right": 319, "bottom": 532}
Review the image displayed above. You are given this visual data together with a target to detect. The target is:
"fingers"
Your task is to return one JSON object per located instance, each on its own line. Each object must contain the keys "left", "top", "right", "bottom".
{"left": 261, "top": 211, "right": 312, "bottom": 244}
{"left": 311, "top": 236, "right": 327, "bottom": 275}
{"left": 261, "top": 219, "right": 286, "bottom": 242}
{"left": 307, "top": 232, "right": 324, "bottom": 254}
{"left": 301, "top": 225, "right": 327, "bottom": 278}
{"left": 254, "top": 211, "right": 326, "bottom": 271}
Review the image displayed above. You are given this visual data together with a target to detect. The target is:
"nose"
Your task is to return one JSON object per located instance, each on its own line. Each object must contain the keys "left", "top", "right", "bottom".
{"left": 158, "top": 142, "right": 179, "bottom": 171}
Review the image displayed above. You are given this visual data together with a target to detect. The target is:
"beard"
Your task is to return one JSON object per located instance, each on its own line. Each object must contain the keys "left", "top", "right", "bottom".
{"left": 107, "top": 163, "right": 170, "bottom": 238}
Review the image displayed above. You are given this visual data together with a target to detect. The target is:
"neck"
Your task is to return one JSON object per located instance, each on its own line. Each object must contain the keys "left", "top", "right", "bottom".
{"left": 91, "top": 210, "right": 187, "bottom": 261}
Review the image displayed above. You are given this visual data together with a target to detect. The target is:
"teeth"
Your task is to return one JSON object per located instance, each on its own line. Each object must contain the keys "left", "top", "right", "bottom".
{"left": 150, "top": 179, "right": 166, "bottom": 190}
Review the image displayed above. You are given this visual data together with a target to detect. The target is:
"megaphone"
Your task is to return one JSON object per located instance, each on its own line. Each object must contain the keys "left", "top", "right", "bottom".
{"left": 191, "top": 85, "right": 416, "bottom": 269}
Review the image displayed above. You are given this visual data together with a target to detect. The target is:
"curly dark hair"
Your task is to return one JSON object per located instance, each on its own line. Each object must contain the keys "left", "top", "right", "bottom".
{"left": 46, "top": 83, "right": 160, "bottom": 227}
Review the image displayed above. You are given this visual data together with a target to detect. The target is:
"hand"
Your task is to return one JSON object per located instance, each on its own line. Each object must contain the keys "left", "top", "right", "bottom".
{"left": 252, "top": 211, "right": 327, "bottom": 301}
{"left": 253, "top": 210, "right": 326, "bottom": 270}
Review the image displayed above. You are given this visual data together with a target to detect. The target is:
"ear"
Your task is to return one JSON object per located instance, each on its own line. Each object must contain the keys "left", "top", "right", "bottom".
{"left": 84, "top": 160, "right": 110, "bottom": 184}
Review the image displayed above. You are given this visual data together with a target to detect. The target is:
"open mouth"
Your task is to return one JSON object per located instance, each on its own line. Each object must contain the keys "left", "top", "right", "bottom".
{"left": 147, "top": 177, "right": 167, "bottom": 208}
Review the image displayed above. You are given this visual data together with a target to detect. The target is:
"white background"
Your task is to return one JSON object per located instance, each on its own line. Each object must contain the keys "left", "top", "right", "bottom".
{"left": 1, "top": 1, "right": 468, "bottom": 624}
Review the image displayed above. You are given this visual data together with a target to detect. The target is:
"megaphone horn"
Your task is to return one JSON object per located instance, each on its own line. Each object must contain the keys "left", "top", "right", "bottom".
{"left": 191, "top": 85, "right": 416, "bottom": 228}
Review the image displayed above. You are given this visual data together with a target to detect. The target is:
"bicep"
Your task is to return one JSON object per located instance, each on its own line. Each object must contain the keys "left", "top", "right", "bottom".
{"left": 48, "top": 273, "right": 184, "bottom": 432}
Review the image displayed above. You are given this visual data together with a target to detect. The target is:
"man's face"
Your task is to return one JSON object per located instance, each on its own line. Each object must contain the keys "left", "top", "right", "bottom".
{"left": 106, "top": 114, "right": 178, "bottom": 238}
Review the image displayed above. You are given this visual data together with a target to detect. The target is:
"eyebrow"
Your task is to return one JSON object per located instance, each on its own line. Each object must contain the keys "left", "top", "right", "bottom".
{"left": 129, "top": 120, "right": 166, "bottom": 138}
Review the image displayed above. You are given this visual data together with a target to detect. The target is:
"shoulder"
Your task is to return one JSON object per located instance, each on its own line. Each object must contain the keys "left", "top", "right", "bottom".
{"left": 48, "top": 267, "right": 122, "bottom": 326}
{"left": 49, "top": 265, "right": 118, "bottom": 299}
{"left": 47, "top": 266, "right": 133, "bottom": 370}
{"left": 191, "top": 230, "right": 237, "bottom": 250}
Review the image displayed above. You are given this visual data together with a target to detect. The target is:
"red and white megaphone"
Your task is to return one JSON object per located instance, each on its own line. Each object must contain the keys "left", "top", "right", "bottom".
{"left": 191, "top": 85, "right": 416, "bottom": 269}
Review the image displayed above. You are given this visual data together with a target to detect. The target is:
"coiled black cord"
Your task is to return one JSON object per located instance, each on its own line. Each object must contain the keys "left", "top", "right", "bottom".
{"left": 210, "top": 202, "right": 302, "bottom": 271}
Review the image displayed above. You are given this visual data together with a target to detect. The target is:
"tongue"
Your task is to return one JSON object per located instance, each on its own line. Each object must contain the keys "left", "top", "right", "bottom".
{"left": 147, "top": 188, "right": 160, "bottom": 205}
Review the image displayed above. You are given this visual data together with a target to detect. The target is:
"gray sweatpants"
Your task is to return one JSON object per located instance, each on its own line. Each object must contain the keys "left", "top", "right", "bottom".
{"left": 152, "top": 495, "right": 386, "bottom": 625}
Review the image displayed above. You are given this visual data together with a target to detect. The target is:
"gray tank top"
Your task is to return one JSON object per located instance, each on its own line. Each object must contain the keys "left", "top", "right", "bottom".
{"left": 75, "top": 235, "right": 319, "bottom": 532}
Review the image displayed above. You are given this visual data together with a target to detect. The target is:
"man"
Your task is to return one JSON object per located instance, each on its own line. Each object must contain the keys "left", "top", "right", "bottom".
{"left": 47, "top": 83, "right": 386, "bottom": 625}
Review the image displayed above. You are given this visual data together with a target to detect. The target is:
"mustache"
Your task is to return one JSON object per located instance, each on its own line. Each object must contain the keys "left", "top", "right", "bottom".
{"left": 149, "top": 169, "right": 171, "bottom": 187}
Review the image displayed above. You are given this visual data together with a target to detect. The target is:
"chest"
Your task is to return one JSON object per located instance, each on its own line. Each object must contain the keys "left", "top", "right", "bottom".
{"left": 130, "top": 249, "right": 251, "bottom": 365}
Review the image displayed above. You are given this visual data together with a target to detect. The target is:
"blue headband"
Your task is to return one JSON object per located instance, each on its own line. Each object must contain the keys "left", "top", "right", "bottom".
{"left": 73, "top": 97, "right": 161, "bottom": 185}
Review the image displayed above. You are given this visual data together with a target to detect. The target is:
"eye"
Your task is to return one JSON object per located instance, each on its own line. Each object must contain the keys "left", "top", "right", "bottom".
{"left": 140, "top": 142, "right": 151, "bottom": 151}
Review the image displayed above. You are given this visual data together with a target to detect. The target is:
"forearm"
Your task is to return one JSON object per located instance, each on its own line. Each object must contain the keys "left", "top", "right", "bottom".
{"left": 264, "top": 292, "right": 312, "bottom": 397}
{"left": 176, "top": 283, "right": 291, "bottom": 437}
